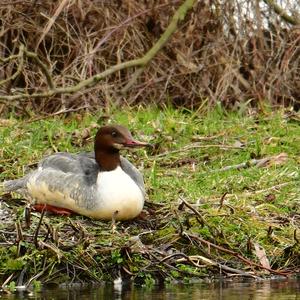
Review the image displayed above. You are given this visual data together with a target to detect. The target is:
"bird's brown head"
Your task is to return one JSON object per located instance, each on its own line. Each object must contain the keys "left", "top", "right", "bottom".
{"left": 94, "top": 125, "right": 149, "bottom": 170}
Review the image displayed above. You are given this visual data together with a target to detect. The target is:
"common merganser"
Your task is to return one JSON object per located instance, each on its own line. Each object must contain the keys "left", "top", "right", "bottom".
{"left": 3, "top": 125, "right": 149, "bottom": 220}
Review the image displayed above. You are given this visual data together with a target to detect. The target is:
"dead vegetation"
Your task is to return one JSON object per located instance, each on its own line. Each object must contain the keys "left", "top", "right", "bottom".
{"left": 0, "top": 197, "right": 297, "bottom": 288}
{"left": 0, "top": 0, "right": 299, "bottom": 115}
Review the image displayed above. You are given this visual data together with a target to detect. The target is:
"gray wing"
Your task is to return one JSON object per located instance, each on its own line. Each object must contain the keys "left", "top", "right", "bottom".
{"left": 39, "top": 152, "right": 99, "bottom": 185}
{"left": 120, "top": 156, "right": 145, "bottom": 196}
{"left": 26, "top": 168, "right": 98, "bottom": 210}
{"left": 3, "top": 152, "right": 99, "bottom": 193}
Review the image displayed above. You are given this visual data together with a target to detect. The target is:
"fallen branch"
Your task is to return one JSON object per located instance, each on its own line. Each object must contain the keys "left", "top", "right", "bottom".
{"left": 263, "top": 0, "right": 300, "bottom": 25}
{"left": 176, "top": 255, "right": 258, "bottom": 278}
{"left": 179, "top": 197, "right": 205, "bottom": 226}
{"left": 23, "top": 106, "right": 88, "bottom": 124}
{"left": 154, "top": 143, "right": 243, "bottom": 158}
{"left": 214, "top": 153, "right": 288, "bottom": 172}
{"left": 210, "top": 182, "right": 293, "bottom": 200}
{"left": 147, "top": 248, "right": 258, "bottom": 278}
{"left": 146, "top": 251, "right": 207, "bottom": 278}
{"left": 182, "top": 231, "right": 291, "bottom": 276}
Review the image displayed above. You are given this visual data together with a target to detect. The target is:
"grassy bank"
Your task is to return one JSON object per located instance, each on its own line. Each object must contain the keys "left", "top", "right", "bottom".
{"left": 0, "top": 106, "right": 299, "bottom": 290}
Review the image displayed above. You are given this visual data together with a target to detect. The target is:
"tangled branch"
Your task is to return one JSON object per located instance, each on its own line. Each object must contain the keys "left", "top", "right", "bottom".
{"left": 263, "top": 0, "right": 300, "bottom": 25}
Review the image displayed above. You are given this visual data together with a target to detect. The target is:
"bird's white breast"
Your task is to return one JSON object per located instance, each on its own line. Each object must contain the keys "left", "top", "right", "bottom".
{"left": 93, "top": 166, "right": 144, "bottom": 220}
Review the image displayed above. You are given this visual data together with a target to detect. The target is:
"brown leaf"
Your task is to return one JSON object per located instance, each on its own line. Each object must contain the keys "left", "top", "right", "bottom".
{"left": 81, "top": 128, "right": 91, "bottom": 140}
{"left": 176, "top": 50, "right": 202, "bottom": 73}
{"left": 71, "top": 128, "right": 91, "bottom": 147}
{"left": 232, "top": 140, "right": 245, "bottom": 148}
{"left": 270, "top": 153, "right": 288, "bottom": 166}
{"left": 265, "top": 194, "right": 276, "bottom": 202}
{"left": 253, "top": 242, "right": 270, "bottom": 269}
{"left": 257, "top": 153, "right": 288, "bottom": 168}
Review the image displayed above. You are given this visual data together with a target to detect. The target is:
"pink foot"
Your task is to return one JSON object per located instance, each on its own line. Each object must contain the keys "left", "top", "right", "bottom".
{"left": 32, "top": 204, "right": 74, "bottom": 216}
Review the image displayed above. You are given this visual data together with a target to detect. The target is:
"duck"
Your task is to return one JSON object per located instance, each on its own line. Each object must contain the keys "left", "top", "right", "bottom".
{"left": 3, "top": 125, "right": 149, "bottom": 220}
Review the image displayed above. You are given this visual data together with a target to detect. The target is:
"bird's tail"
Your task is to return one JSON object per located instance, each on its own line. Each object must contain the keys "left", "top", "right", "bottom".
{"left": 2, "top": 177, "right": 27, "bottom": 193}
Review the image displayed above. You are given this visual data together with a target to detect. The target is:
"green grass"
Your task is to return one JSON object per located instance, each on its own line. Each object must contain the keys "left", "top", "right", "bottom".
{"left": 0, "top": 106, "right": 299, "bottom": 286}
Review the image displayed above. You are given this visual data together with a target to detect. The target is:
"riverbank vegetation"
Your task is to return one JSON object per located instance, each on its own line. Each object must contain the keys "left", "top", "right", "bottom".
{"left": 0, "top": 107, "right": 299, "bottom": 290}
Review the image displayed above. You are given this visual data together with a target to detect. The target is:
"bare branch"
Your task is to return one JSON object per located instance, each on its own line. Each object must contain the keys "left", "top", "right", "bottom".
{"left": 263, "top": 0, "right": 300, "bottom": 25}
{"left": 24, "top": 49, "right": 55, "bottom": 89}
{"left": 0, "top": 44, "right": 25, "bottom": 86}
{"left": 35, "top": 0, "right": 70, "bottom": 51}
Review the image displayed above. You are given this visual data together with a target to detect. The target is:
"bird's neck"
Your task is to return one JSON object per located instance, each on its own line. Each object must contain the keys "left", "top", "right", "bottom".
{"left": 95, "top": 148, "right": 121, "bottom": 171}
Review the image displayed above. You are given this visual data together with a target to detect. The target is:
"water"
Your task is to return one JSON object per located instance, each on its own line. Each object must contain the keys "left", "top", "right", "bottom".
{"left": 1, "top": 279, "right": 300, "bottom": 300}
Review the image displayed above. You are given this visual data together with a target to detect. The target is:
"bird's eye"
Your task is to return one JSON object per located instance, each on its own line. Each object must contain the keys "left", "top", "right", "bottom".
{"left": 111, "top": 131, "right": 117, "bottom": 137}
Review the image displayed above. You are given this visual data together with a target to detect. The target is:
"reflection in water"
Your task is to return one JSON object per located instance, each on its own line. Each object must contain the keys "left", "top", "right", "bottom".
{"left": 1, "top": 279, "right": 300, "bottom": 300}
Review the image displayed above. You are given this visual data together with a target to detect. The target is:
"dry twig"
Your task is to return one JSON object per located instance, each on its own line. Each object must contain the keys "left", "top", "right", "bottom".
{"left": 182, "top": 231, "right": 291, "bottom": 276}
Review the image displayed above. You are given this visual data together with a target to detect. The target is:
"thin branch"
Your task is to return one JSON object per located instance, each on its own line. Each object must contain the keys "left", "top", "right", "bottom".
{"left": 121, "top": 67, "right": 145, "bottom": 94}
{"left": 0, "top": 54, "right": 20, "bottom": 63}
{"left": 35, "top": 0, "right": 70, "bottom": 51}
{"left": 263, "top": 0, "right": 300, "bottom": 25}
{"left": 24, "top": 49, "right": 55, "bottom": 89}
{"left": 176, "top": 254, "right": 258, "bottom": 278}
{"left": 154, "top": 143, "right": 243, "bottom": 159}
{"left": 0, "top": 44, "right": 25, "bottom": 86}
{"left": 215, "top": 182, "right": 292, "bottom": 199}
{"left": 213, "top": 153, "right": 288, "bottom": 172}
{"left": 179, "top": 197, "right": 205, "bottom": 226}
{"left": 23, "top": 105, "right": 88, "bottom": 124}
{"left": 33, "top": 209, "right": 46, "bottom": 248}
{"left": 88, "top": 1, "right": 181, "bottom": 57}
{"left": 182, "top": 231, "right": 291, "bottom": 276}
